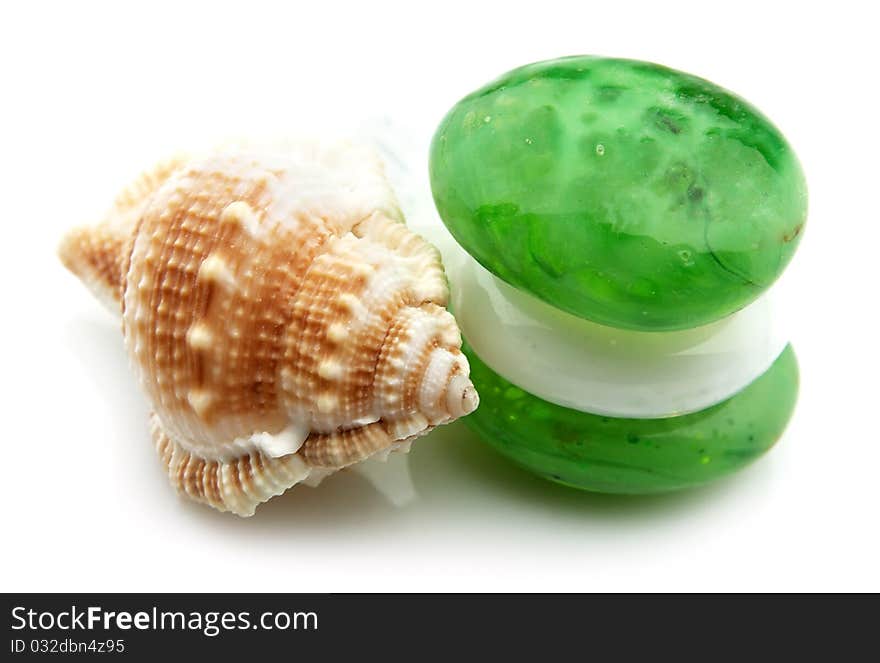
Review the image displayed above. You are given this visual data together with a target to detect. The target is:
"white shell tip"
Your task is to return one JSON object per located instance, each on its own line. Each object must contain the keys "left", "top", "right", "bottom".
{"left": 448, "top": 374, "right": 479, "bottom": 418}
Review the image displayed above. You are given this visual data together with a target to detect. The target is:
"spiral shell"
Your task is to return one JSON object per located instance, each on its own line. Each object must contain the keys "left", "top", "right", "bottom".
{"left": 59, "top": 142, "right": 478, "bottom": 516}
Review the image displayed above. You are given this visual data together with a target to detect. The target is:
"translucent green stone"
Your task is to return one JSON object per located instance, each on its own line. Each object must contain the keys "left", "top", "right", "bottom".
{"left": 430, "top": 56, "right": 808, "bottom": 330}
{"left": 462, "top": 342, "right": 799, "bottom": 493}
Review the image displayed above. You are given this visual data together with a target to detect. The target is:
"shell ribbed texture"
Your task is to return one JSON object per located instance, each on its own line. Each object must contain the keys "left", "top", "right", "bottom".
{"left": 60, "top": 144, "right": 478, "bottom": 516}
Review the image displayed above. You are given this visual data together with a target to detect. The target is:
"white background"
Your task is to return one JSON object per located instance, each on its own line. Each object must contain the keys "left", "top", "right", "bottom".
{"left": 2, "top": 1, "right": 878, "bottom": 592}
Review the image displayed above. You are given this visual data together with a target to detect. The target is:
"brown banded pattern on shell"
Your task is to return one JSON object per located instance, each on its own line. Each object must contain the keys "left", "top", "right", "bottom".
{"left": 59, "top": 143, "right": 478, "bottom": 516}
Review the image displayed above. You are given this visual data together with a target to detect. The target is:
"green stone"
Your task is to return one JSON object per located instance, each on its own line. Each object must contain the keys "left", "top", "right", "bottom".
{"left": 462, "top": 342, "right": 799, "bottom": 493}
{"left": 430, "top": 56, "right": 808, "bottom": 330}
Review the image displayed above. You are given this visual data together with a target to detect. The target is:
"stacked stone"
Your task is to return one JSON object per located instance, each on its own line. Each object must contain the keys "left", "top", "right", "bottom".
{"left": 429, "top": 56, "right": 806, "bottom": 492}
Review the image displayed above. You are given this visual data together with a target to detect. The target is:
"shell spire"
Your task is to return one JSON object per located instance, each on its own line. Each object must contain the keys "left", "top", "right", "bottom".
{"left": 60, "top": 142, "right": 478, "bottom": 516}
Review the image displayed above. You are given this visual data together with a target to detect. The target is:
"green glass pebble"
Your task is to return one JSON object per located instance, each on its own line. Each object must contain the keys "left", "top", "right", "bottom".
{"left": 462, "top": 342, "right": 799, "bottom": 493}
{"left": 430, "top": 56, "right": 808, "bottom": 330}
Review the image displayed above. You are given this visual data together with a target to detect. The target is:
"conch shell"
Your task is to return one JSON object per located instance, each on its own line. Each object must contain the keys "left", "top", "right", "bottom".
{"left": 59, "top": 142, "right": 478, "bottom": 516}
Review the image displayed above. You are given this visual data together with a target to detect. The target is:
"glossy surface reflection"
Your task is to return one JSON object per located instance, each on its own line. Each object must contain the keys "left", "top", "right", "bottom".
{"left": 430, "top": 56, "right": 807, "bottom": 330}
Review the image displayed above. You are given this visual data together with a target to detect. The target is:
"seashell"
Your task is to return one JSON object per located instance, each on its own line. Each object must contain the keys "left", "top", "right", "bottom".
{"left": 59, "top": 142, "right": 478, "bottom": 516}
